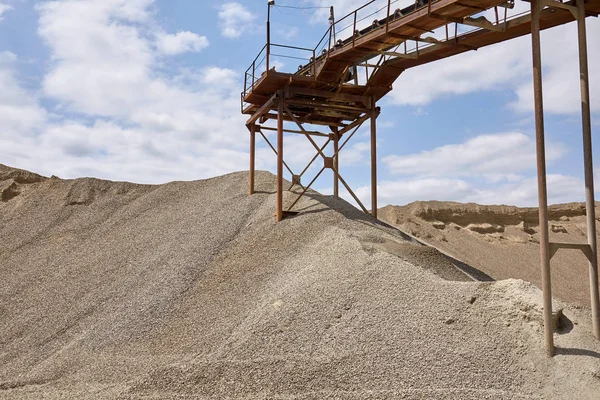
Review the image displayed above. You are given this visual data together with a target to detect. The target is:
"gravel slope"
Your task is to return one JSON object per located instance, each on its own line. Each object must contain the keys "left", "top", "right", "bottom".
{"left": 1, "top": 165, "right": 600, "bottom": 399}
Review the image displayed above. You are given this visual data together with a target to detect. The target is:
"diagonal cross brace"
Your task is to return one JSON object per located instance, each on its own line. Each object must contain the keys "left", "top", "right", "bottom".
{"left": 283, "top": 104, "right": 371, "bottom": 214}
{"left": 258, "top": 130, "right": 306, "bottom": 191}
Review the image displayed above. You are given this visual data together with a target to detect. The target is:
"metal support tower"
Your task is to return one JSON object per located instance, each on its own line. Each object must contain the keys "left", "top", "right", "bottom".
{"left": 531, "top": 0, "right": 600, "bottom": 356}
{"left": 242, "top": 0, "right": 600, "bottom": 355}
{"left": 247, "top": 88, "right": 380, "bottom": 222}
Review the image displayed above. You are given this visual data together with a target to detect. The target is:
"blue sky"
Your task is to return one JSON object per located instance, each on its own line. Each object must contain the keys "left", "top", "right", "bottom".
{"left": 0, "top": 0, "right": 598, "bottom": 208}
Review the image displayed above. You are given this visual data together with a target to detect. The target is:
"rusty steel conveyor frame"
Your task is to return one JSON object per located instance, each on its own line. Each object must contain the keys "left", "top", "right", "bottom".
{"left": 242, "top": 0, "right": 600, "bottom": 356}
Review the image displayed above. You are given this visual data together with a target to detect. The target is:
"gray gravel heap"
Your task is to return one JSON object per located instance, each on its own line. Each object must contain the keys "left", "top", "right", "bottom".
{"left": 1, "top": 164, "right": 599, "bottom": 399}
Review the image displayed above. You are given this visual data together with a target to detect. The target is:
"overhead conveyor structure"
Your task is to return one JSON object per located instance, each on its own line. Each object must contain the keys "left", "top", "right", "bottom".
{"left": 241, "top": 0, "right": 600, "bottom": 356}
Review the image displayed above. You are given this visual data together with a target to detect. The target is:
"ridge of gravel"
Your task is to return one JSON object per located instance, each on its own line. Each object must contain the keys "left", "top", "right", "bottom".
{"left": 1, "top": 167, "right": 599, "bottom": 399}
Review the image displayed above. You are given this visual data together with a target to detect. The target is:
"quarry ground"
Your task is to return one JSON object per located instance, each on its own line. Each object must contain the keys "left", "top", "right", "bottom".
{"left": 1, "top": 164, "right": 600, "bottom": 399}
{"left": 378, "top": 201, "right": 600, "bottom": 307}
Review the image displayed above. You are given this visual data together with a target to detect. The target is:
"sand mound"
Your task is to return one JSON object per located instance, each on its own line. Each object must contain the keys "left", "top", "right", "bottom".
{"left": 0, "top": 164, "right": 47, "bottom": 203}
{"left": 379, "top": 201, "right": 600, "bottom": 307}
{"left": 1, "top": 165, "right": 600, "bottom": 399}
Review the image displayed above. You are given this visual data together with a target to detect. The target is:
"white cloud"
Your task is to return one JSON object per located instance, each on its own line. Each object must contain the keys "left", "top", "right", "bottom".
{"left": 345, "top": 131, "right": 591, "bottom": 208}
{"left": 347, "top": 174, "right": 588, "bottom": 210}
{"left": 156, "top": 31, "right": 209, "bottom": 55}
{"left": 511, "top": 20, "right": 600, "bottom": 114}
{"left": 36, "top": 0, "right": 243, "bottom": 137}
{"left": 385, "top": 7, "right": 600, "bottom": 115}
{"left": 37, "top": 0, "right": 155, "bottom": 116}
{"left": 471, "top": 174, "right": 587, "bottom": 206}
{"left": 0, "top": 0, "right": 250, "bottom": 182}
{"left": 217, "top": 2, "right": 256, "bottom": 39}
{"left": 199, "top": 67, "right": 237, "bottom": 87}
{"left": 389, "top": 38, "right": 531, "bottom": 106}
{"left": 383, "top": 132, "right": 566, "bottom": 180}
{"left": 357, "top": 178, "right": 474, "bottom": 208}
{"left": 278, "top": 26, "right": 299, "bottom": 40}
{"left": 0, "top": 52, "right": 47, "bottom": 135}
{"left": 0, "top": 3, "right": 13, "bottom": 21}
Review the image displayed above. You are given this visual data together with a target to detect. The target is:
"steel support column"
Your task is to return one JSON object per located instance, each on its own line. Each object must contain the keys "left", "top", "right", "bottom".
{"left": 277, "top": 94, "right": 284, "bottom": 222}
{"left": 531, "top": 0, "right": 554, "bottom": 356}
{"left": 249, "top": 124, "right": 256, "bottom": 195}
{"left": 577, "top": 0, "right": 600, "bottom": 340}
{"left": 371, "top": 104, "right": 378, "bottom": 219}
{"left": 333, "top": 128, "right": 340, "bottom": 199}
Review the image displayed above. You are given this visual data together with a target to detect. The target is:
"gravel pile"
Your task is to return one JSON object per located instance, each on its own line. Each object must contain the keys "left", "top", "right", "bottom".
{"left": 1, "top": 164, "right": 599, "bottom": 399}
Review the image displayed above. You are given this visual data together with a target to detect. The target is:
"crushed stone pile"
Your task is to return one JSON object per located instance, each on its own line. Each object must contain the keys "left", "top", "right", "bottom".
{"left": 379, "top": 201, "right": 600, "bottom": 306}
{"left": 1, "top": 164, "right": 600, "bottom": 399}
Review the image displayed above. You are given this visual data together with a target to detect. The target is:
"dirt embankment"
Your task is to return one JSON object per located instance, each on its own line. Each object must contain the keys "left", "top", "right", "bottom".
{"left": 1, "top": 164, "right": 600, "bottom": 399}
{"left": 379, "top": 201, "right": 600, "bottom": 307}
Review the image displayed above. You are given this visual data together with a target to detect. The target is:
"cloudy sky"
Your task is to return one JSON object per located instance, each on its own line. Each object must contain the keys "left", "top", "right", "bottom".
{"left": 0, "top": 0, "right": 598, "bottom": 208}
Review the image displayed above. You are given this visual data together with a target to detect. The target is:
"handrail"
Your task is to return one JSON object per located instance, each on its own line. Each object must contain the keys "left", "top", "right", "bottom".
{"left": 242, "top": 40, "right": 317, "bottom": 104}
{"left": 314, "top": 26, "right": 331, "bottom": 54}
{"left": 336, "top": 0, "right": 377, "bottom": 26}
{"left": 271, "top": 43, "right": 314, "bottom": 52}
{"left": 242, "top": 0, "right": 441, "bottom": 103}
{"left": 245, "top": 43, "right": 267, "bottom": 74}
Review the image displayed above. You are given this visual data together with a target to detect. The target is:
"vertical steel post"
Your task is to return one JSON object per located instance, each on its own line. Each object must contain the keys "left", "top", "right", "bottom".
{"left": 353, "top": 12, "right": 357, "bottom": 48}
{"left": 250, "top": 125, "right": 256, "bottom": 195}
{"left": 577, "top": 0, "right": 600, "bottom": 339}
{"left": 386, "top": 0, "right": 391, "bottom": 32}
{"left": 328, "top": 26, "right": 332, "bottom": 59}
{"left": 371, "top": 103, "right": 378, "bottom": 219}
{"left": 267, "top": 4, "right": 271, "bottom": 72}
{"left": 276, "top": 94, "right": 284, "bottom": 222}
{"left": 333, "top": 127, "right": 339, "bottom": 199}
{"left": 331, "top": 6, "right": 336, "bottom": 43}
{"left": 531, "top": 0, "right": 554, "bottom": 356}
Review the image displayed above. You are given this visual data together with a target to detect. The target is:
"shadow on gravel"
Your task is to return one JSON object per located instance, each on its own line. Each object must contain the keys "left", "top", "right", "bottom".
{"left": 291, "top": 191, "right": 495, "bottom": 282}
{"left": 555, "top": 347, "right": 600, "bottom": 359}
{"left": 445, "top": 256, "right": 495, "bottom": 282}
{"left": 556, "top": 313, "right": 574, "bottom": 335}
{"left": 292, "top": 192, "right": 412, "bottom": 235}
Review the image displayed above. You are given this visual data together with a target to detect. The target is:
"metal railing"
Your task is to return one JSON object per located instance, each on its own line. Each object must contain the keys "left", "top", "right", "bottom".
{"left": 242, "top": 42, "right": 317, "bottom": 111}
{"left": 241, "top": 0, "right": 451, "bottom": 111}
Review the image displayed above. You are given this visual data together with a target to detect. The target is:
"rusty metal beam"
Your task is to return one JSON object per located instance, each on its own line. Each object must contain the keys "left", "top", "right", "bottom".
{"left": 338, "top": 113, "right": 371, "bottom": 136}
{"left": 259, "top": 112, "right": 345, "bottom": 128}
{"left": 336, "top": 171, "right": 369, "bottom": 214}
{"left": 276, "top": 92, "right": 284, "bottom": 222}
{"left": 249, "top": 124, "right": 256, "bottom": 195}
{"left": 286, "top": 99, "right": 370, "bottom": 114}
{"left": 286, "top": 87, "right": 371, "bottom": 108}
{"left": 258, "top": 131, "right": 302, "bottom": 187}
{"left": 455, "top": 1, "right": 487, "bottom": 10}
{"left": 430, "top": 13, "right": 504, "bottom": 32}
{"left": 286, "top": 167, "right": 326, "bottom": 212}
{"left": 258, "top": 125, "right": 330, "bottom": 138}
{"left": 295, "top": 138, "right": 332, "bottom": 191}
{"left": 531, "top": 0, "right": 554, "bottom": 357}
{"left": 371, "top": 103, "right": 378, "bottom": 218}
{"left": 542, "top": 0, "right": 578, "bottom": 16}
{"left": 549, "top": 242, "right": 593, "bottom": 262}
{"left": 246, "top": 93, "right": 278, "bottom": 126}
{"left": 576, "top": 0, "right": 600, "bottom": 340}
{"left": 333, "top": 127, "right": 339, "bottom": 199}
{"left": 285, "top": 105, "right": 329, "bottom": 161}
{"left": 375, "top": 50, "right": 418, "bottom": 59}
